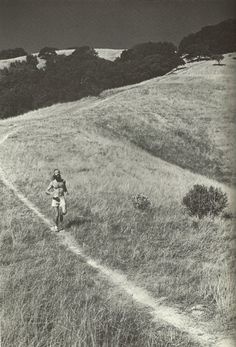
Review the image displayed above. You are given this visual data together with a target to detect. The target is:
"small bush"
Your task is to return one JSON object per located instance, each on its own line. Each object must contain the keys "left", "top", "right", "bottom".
{"left": 222, "top": 211, "right": 234, "bottom": 220}
{"left": 132, "top": 193, "right": 151, "bottom": 210}
{"left": 183, "top": 184, "right": 228, "bottom": 219}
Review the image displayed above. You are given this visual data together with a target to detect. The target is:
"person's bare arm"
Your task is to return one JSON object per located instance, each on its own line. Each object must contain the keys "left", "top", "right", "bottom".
{"left": 46, "top": 182, "right": 53, "bottom": 195}
{"left": 64, "top": 180, "right": 69, "bottom": 195}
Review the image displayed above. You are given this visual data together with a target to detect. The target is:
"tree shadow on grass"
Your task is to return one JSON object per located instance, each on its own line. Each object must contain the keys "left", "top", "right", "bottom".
{"left": 175, "top": 66, "right": 187, "bottom": 71}
{"left": 212, "top": 63, "right": 226, "bottom": 66}
{"left": 169, "top": 66, "right": 186, "bottom": 74}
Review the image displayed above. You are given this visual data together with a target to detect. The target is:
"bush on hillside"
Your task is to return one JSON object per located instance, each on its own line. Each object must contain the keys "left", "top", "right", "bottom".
{"left": 183, "top": 184, "right": 228, "bottom": 219}
{"left": 0, "top": 48, "right": 27, "bottom": 60}
{"left": 132, "top": 194, "right": 151, "bottom": 211}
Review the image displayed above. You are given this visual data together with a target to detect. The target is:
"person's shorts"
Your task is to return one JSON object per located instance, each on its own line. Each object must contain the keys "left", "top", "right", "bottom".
{"left": 52, "top": 197, "right": 67, "bottom": 214}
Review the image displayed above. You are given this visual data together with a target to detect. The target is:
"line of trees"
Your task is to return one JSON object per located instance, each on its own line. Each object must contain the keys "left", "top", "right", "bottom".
{"left": 0, "top": 48, "right": 28, "bottom": 60}
{"left": 0, "top": 18, "right": 235, "bottom": 119}
{"left": 0, "top": 43, "right": 183, "bottom": 119}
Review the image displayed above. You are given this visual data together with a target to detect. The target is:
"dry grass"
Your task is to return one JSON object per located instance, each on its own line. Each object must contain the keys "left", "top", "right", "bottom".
{"left": 0, "top": 55, "right": 235, "bottom": 345}
{"left": 0, "top": 183, "right": 199, "bottom": 347}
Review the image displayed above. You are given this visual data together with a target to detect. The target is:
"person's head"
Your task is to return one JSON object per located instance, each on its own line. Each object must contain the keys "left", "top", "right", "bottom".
{"left": 53, "top": 169, "right": 61, "bottom": 180}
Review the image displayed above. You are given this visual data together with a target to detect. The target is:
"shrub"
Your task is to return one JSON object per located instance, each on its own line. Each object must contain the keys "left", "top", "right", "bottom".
{"left": 222, "top": 211, "right": 234, "bottom": 220}
{"left": 132, "top": 193, "right": 151, "bottom": 210}
{"left": 183, "top": 184, "right": 228, "bottom": 218}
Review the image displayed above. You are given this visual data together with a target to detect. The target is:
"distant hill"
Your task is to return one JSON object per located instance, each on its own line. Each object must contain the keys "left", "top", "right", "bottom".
{"left": 179, "top": 18, "right": 236, "bottom": 55}
{"left": 0, "top": 48, "right": 123, "bottom": 71}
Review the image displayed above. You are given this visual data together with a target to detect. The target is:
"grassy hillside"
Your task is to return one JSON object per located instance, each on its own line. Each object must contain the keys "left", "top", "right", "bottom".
{"left": 99, "top": 53, "right": 236, "bottom": 185}
{"left": 0, "top": 56, "right": 235, "bottom": 345}
{"left": 2, "top": 53, "right": 235, "bottom": 184}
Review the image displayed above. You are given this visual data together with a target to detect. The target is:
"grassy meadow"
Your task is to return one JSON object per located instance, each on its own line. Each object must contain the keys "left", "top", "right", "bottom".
{"left": 0, "top": 182, "right": 201, "bottom": 347}
{"left": 0, "top": 54, "right": 236, "bottom": 345}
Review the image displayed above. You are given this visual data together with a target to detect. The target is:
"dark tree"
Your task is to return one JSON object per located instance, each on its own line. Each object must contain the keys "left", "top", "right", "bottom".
{"left": 38, "top": 47, "right": 58, "bottom": 59}
{"left": 118, "top": 42, "right": 177, "bottom": 62}
{"left": 211, "top": 54, "right": 224, "bottom": 65}
{"left": 179, "top": 19, "right": 236, "bottom": 56}
{"left": 26, "top": 54, "right": 38, "bottom": 68}
{"left": 71, "top": 46, "right": 98, "bottom": 60}
{"left": 184, "top": 43, "right": 211, "bottom": 60}
{"left": 0, "top": 48, "right": 27, "bottom": 60}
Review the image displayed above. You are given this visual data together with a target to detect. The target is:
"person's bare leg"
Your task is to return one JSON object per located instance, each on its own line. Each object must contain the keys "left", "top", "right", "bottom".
{"left": 53, "top": 206, "right": 59, "bottom": 231}
{"left": 58, "top": 199, "right": 67, "bottom": 230}
{"left": 59, "top": 208, "right": 64, "bottom": 230}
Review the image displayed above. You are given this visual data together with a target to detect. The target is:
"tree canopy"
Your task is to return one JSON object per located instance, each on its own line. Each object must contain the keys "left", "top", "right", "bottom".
{"left": 179, "top": 19, "right": 236, "bottom": 57}
{"left": 0, "top": 42, "right": 183, "bottom": 119}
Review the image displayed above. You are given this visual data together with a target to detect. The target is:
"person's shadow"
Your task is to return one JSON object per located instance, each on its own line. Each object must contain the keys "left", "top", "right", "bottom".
{"left": 66, "top": 216, "right": 91, "bottom": 229}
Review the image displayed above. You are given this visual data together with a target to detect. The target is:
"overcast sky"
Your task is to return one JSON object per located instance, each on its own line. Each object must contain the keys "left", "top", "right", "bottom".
{"left": 0, "top": 0, "right": 235, "bottom": 53}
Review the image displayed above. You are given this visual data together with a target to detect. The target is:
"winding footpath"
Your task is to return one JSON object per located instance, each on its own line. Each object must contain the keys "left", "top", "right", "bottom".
{"left": 0, "top": 130, "right": 233, "bottom": 347}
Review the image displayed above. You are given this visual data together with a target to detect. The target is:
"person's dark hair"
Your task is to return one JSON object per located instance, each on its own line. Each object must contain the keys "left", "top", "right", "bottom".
{"left": 52, "top": 169, "right": 61, "bottom": 180}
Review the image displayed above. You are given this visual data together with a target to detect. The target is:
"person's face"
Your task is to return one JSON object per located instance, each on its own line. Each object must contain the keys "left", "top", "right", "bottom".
{"left": 54, "top": 170, "right": 61, "bottom": 178}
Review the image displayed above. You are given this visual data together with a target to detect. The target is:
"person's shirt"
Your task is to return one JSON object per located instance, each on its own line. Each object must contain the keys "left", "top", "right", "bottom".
{"left": 46, "top": 179, "right": 67, "bottom": 198}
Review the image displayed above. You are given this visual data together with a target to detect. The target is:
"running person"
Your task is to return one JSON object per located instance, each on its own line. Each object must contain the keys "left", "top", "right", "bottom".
{"left": 46, "top": 169, "right": 68, "bottom": 232}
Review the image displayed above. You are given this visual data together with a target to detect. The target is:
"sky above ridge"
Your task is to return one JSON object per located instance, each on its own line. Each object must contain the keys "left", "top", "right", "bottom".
{"left": 0, "top": 0, "right": 235, "bottom": 53}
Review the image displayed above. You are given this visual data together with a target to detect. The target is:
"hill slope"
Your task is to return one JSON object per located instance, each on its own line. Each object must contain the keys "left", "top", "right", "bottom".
{"left": 0, "top": 56, "right": 235, "bottom": 346}
{"left": 2, "top": 53, "right": 235, "bottom": 184}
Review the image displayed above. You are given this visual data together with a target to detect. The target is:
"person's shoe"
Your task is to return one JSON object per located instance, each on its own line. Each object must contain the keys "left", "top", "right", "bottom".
{"left": 50, "top": 226, "right": 58, "bottom": 232}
